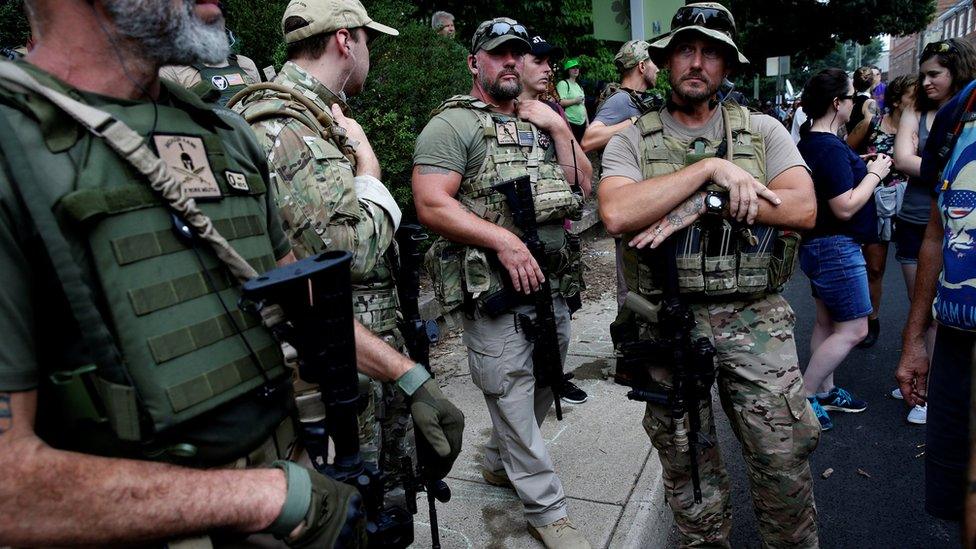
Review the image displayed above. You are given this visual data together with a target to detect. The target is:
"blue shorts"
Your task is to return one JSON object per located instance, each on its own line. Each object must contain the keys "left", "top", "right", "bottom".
{"left": 799, "top": 235, "right": 872, "bottom": 322}
{"left": 894, "top": 219, "right": 927, "bottom": 264}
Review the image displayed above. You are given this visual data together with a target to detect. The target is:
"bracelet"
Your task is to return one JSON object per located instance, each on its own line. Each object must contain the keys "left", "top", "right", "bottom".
{"left": 265, "top": 461, "right": 313, "bottom": 538}
{"left": 867, "top": 172, "right": 882, "bottom": 183}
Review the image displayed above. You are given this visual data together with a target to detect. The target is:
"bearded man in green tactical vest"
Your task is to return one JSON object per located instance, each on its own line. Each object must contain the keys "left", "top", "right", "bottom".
{"left": 412, "top": 17, "right": 591, "bottom": 549}
{"left": 598, "top": 3, "right": 822, "bottom": 547}
{"left": 228, "top": 0, "right": 429, "bottom": 496}
{"left": 0, "top": 1, "right": 461, "bottom": 546}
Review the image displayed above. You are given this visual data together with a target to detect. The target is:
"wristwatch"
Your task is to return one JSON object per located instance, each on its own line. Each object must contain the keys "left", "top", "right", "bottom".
{"left": 704, "top": 190, "right": 728, "bottom": 216}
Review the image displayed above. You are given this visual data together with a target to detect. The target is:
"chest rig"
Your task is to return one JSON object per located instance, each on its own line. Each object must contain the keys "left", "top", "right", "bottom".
{"left": 191, "top": 54, "right": 257, "bottom": 107}
{"left": 230, "top": 80, "right": 398, "bottom": 334}
{"left": 0, "top": 64, "right": 287, "bottom": 459}
{"left": 623, "top": 101, "right": 797, "bottom": 300}
{"left": 424, "top": 96, "right": 583, "bottom": 315}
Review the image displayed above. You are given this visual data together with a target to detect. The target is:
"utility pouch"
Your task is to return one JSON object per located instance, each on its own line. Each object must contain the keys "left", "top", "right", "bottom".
{"left": 767, "top": 230, "right": 801, "bottom": 292}
{"left": 702, "top": 220, "right": 737, "bottom": 296}
{"left": 736, "top": 224, "right": 774, "bottom": 294}
{"left": 424, "top": 238, "right": 465, "bottom": 313}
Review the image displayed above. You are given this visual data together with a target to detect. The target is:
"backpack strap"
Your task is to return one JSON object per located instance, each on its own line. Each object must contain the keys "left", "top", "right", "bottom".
{"left": 937, "top": 79, "right": 976, "bottom": 171}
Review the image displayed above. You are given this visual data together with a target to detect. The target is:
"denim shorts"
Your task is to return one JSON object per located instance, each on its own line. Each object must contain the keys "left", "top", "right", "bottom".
{"left": 894, "top": 219, "right": 927, "bottom": 264}
{"left": 799, "top": 235, "right": 872, "bottom": 322}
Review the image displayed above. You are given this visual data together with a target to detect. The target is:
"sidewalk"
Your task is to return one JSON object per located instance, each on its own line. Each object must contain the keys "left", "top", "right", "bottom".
{"left": 411, "top": 295, "right": 673, "bottom": 548}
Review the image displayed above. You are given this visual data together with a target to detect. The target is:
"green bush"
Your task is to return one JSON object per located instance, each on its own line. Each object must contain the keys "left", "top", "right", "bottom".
{"left": 349, "top": 24, "right": 470, "bottom": 214}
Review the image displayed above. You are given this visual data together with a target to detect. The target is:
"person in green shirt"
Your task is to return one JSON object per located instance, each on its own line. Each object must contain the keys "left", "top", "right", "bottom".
{"left": 556, "top": 58, "right": 588, "bottom": 142}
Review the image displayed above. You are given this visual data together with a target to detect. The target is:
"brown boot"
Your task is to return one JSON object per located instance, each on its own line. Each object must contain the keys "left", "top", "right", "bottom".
{"left": 481, "top": 467, "right": 513, "bottom": 488}
{"left": 527, "top": 517, "right": 591, "bottom": 549}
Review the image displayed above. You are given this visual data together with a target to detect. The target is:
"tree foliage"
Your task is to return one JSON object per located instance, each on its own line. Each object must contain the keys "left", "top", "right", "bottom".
{"left": 0, "top": 1, "right": 29, "bottom": 49}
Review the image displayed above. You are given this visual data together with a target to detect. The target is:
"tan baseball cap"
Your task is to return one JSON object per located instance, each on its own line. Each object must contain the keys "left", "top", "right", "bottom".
{"left": 282, "top": 0, "right": 399, "bottom": 44}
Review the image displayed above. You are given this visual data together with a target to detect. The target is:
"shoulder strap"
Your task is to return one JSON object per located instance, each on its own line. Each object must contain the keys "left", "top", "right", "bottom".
{"left": 0, "top": 61, "right": 258, "bottom": 284}
{"left": 937, "top": 80, "right": 976, "bottom": 168}
{"left": 0, "top": 108, "right": 141, "bottom": 437}
{"left": 431, "top": 95, "right": 491, "bottom": 117}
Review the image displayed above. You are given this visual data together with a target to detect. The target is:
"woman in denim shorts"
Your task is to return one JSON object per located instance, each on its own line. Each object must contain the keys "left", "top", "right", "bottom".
{"left": 796, "top": 68, "right": 892, "bottom": 431}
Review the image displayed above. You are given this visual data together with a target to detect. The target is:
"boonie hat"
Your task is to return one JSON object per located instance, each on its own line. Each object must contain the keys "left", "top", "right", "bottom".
{"left": 470, "top": 17, "right": 531, "bottom": 54}
{"left": 648, "top": 2, "right": 749, "bottom": 66}
{"left": 282, "top": 0, "right": 399, "bottom": 45}
{"left": 529, "top": 35, "right": 564, "bottom": 62}
{"left": 563, "top": 58, "right": 580, "bottom": 70}
{"left": 614, "top": 40, "right": 650, "bottom": 70}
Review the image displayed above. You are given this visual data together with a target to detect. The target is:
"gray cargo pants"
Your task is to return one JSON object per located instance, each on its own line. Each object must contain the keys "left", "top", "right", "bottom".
{"left": 463, "top": 297, "right": 571, "bottom": 527}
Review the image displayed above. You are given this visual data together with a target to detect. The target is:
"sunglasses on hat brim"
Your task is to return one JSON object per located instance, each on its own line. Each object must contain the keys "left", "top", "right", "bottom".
{"left": 671, "top": 6, "right": 736, "bottom": 37}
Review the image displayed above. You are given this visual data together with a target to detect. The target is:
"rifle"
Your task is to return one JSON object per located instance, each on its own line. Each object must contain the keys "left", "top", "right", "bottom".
{"left": 492, "top": 175, "right": 566, "bottom": 421}
{"left": 241, "top": 251, "right": 413, "bottom": 547}
{"left": 394, "top": 224, "right": 451, "bottom": 549}
{"left": 612, "top": 239, "right": 717, "bottom": 503}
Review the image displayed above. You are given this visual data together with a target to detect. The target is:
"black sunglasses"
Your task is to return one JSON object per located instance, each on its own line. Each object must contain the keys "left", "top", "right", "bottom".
{"left": 487, "top": 22, "right": 529, "bottom": 41}
{"left": 671, "top": 6, "right": 737, "bottom": 36}
{"left": 837, "top": 94, "right": 856, "bottom": 101}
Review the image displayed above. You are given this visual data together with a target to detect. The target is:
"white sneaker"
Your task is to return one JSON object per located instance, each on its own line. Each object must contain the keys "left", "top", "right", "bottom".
{"left": 907, "top": 404, "right": 927, "bottom": 425}
{"left": 890, "top": 387, "right": 904, "bottom": 400}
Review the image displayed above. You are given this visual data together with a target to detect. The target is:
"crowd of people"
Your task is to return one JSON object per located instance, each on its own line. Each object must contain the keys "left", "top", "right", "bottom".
{"left": 1, "top": 0, "right": 976, "bottom": 548}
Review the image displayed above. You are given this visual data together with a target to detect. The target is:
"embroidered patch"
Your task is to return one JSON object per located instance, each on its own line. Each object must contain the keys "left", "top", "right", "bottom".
{"left": 226, "top": 171, "right": 250, "bottom": 192}
{"left": 211, "top": 75, "right": 229, "bottom": 91}
{"left": 224, "top": 73, "right": 246, "bottom": 87}
{"left": 495, "top": 121, "right": 518, "bottom": 145}
{"left": 152, "top": 134, "right": 221, "bottom": 199}
{"left": 517, "top": 129, "right": 535, "bottom": 147}
{"left": 537, "top": 130, "right": 552, "bottom": 150}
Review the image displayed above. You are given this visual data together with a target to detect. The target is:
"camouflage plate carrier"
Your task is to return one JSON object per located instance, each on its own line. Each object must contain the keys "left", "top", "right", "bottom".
{"left": 425, "top": 95, "right": 584, "bottom": 315}
{"left": 622, "top": 101, "right": 800, "bottom": 301}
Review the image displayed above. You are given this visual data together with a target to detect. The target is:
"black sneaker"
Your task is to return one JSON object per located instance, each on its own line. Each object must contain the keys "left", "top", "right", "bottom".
{"left": 559, "top": 381, "right": 588, "bottom": 404}
{"left": 857, "top": 318, "right": 880, "bottom": 348}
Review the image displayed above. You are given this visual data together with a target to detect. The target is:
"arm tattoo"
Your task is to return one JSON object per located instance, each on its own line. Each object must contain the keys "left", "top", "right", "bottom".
{"left": 0, "top": 393, "right": 11, "bottom": 434}
{"left": 418, "top": 165, "right": 455, "bottom": 175}
{"left": 867, "top": 102, "right": 879, "bottom": 116}
{"left": 665, "top": 193, "right": 705, "bottom": 227}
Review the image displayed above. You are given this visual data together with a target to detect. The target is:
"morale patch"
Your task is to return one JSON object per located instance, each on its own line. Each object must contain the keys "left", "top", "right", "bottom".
{"left": 538, "top": 130, "right": 552, "bottom": 150}
{"left": 152, "top": 134, "right": 221, "bottom": 199}
{"left": 211, "top": 75, "right": 229, "bottom": 91}
{"left": 224, "top": 73, "right": 246, "bottom": 87}
{"left": 517, "top": 129, "right": 535, "bottom": 147}
{"left": 225, "top": 171, "right": 250, "bottom": 192}
{"left": 495, "top": 121, "right": 518, "bottom": 145}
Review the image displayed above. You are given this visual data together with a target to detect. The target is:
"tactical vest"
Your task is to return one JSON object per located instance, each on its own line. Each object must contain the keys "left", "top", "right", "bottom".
{"left": 191, "top": 55, "right": 256, "bottom": 107}
{"left": 0, "top": 71, "right": 287, "bottom": 460}
{"left": 230, "top": 81, "right": 399, "bottom": 334}
{"left": 424, "top": 95, "right": 583, "bottom": 314}
{"left": 594, "top": 85, "right": 660, "bottom": 118}
{"left": 622, "top": 101, "right": 799, "bottom": 300}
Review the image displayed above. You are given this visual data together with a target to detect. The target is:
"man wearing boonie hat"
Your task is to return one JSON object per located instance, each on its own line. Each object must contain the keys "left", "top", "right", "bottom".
{"left": 598, "top": 3, "right": 821, "bottom": 547}
{"left": 412, "top": 17, "right": 591, "bottom": 549}
{"left": 230, "top": 0, "right": 465, "bottom": 514}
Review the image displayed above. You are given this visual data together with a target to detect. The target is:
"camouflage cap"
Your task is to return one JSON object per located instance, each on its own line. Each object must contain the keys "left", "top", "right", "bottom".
{"left": 614, "top": 40, "right": 650, "bottom": 70}
{"left": 282, "top": 0, "right": 399, "bottom": 44}
{"left": 648, "top": 2, "right": 749, "bottom": 66}
{"left": 470, "top": 17, "right": 531, "bottom": 54}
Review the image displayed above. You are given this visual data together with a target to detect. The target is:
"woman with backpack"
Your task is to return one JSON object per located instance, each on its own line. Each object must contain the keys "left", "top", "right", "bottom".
{"left": 892, "top": 38, "right": 976, "bottom": 425}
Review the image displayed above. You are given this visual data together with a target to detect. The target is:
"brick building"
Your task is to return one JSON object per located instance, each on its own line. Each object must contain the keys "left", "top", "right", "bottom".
{"left": 890, "top": 0, "right": 974, "bottom": 79}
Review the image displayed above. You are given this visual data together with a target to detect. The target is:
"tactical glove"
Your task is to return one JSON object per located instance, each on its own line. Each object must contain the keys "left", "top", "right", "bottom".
{"left": 267, "top": 461, "right": 367, "bottom": 548}
{"left": 409, "top": 377, "right": 465, "bottom": 480}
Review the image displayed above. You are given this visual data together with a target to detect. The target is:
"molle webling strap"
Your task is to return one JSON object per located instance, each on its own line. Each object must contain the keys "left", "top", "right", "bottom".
{"left": 0, "top": 62, "right": 259, "bottom": 284}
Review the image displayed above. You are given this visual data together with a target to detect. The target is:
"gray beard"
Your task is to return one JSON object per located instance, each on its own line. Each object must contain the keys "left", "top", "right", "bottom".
{"left": 481, "top": 71, "right": 522, "bottom": 101}
{"left": 103, "top": 0, "right": 229, "bottom": 66}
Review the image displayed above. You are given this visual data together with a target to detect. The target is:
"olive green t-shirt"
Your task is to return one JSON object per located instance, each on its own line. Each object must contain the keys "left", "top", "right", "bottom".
{"left": 0, "top": 62, "right": 291, "bottom": 394}
{"left": 413, "top": 104, "right": 558, "bottom": 176}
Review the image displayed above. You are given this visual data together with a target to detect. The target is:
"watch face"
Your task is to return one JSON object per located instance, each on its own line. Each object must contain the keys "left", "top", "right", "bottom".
{"left": 706, "top": 194, "right": 724, "bottom": 209}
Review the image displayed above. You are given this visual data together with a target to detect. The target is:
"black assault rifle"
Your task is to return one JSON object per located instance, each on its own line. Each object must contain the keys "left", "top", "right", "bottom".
{"left": 612, "top": 240, "right": 717, "bottom": 503}
{"left": 241, "top": 251, "right": 413, "bottom": 547}
{"left": 394, "top": 223, "right": 451, "bottom": 549}
{"left": 493, "top": 175, "right": 566, "bottom": 421}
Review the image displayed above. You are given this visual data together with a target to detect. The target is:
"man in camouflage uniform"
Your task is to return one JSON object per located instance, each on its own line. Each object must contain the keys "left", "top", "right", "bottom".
{"left": 412, "top": 17, "right": 590, "bottom": 549}
{"left": 598, "top": 4, "right": 821, "bottom": 547}
{"left": 230, "top": 0, "right": 416, "bottom": 488}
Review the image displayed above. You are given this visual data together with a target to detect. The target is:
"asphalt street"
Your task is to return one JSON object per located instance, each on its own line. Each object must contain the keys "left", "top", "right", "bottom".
{"left": 667, "top": 246, "right": 963, "bottom": 548}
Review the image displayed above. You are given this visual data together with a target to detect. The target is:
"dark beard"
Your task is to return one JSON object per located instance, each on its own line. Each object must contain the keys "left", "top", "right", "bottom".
{"left": 480, "top": 71, "right": 522, "bottom": 101}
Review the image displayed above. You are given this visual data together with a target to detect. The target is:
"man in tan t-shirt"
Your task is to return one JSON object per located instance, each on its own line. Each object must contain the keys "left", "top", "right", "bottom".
{"left": 598, "top": 3, "right": 821, "bottom": 547}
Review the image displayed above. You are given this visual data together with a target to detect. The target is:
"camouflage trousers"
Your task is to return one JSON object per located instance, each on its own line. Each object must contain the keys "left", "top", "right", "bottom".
{"left": 359, "top": 331, "right": 415, "bottom": 486}
{"left": 641, "top": 292, "right": 821, "bottom": 548}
